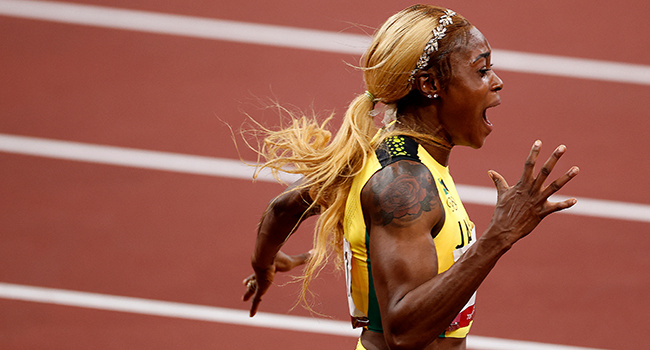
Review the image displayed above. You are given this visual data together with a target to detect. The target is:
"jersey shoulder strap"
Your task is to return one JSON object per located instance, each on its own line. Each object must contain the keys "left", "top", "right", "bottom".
{"left": 375, "top": 135, "right": 421, "bottom": 168}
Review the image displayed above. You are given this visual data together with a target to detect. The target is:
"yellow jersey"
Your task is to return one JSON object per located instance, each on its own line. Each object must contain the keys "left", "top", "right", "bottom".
{"left": 343, "top": 135, "right": 477, "bottom": 338}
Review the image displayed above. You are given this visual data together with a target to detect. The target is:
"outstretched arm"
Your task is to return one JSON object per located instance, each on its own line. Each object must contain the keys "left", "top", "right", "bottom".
{"left": 363, "top": 141, "right": 578, "bottom": 350}
{"left": 242, "top": 178, "right": 317, "bottom": 316}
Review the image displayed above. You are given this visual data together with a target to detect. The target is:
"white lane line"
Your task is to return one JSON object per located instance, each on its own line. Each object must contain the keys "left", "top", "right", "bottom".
{"left": 494, "top": 49, "right": 650, "bottom": 85}
{"left": 0, "top": 0, "right": 369, "bottom": 54}
{"left": 2, "top": 133, "right": 650, "bottom": 223}
{"left": 455, "top": 184, "right": 650, "bottom": 224}
{"left": 0, "top": 282, "right": 607, "bottom": 350}
{"left": 1, "top": 0, "right": 650, "bottom": 85}
{"left": 0, "top": 282, "right": 359, "bottom": 337}
{"left": 0, "top": 133, "right": 299, "bottom": 184}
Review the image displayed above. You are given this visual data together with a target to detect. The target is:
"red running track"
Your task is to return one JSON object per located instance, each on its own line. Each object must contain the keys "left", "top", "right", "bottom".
{"left": 1, "top": 1, "right": 650, "bottom": 349}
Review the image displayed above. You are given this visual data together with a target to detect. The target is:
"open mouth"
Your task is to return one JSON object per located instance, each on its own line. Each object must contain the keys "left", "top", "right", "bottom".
{"left": 483, "top": 99, "right": 501, "bottom": 127}
{"left": 483, "top": 109, "right": 492, "bottom": 126}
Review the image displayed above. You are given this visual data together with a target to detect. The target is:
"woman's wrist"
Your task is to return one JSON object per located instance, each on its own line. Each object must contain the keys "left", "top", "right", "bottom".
{"left": 478, "top": 224, "right": 515, "bottom": 256}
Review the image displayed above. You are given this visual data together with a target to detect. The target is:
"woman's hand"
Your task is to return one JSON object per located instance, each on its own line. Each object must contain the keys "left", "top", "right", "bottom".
{"left": 242, "top": 250, "right": 312, "bottom": 317}
{"left": 487, "top": 140, "right": 580, "bottom": 245}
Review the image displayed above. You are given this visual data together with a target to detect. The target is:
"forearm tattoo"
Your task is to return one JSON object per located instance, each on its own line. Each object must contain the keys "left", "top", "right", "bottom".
{"left": 369, "top": 161, "right": 438, "bottom": 226}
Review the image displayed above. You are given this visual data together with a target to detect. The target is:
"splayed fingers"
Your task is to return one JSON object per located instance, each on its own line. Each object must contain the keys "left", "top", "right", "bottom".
{"left": 532, "top": 143, "right": 565, "bottom": 191}
{"left": 518, "top": 140, "right": 579, "bottom": 204}
{"left": 488, "top": 140, "right": 579, "bottom": 242}
{"left": 538, "top": 165, "right": 579, "bottom": 217}
{"left": 528, "top": 141, "right": 580, "bottom": 216}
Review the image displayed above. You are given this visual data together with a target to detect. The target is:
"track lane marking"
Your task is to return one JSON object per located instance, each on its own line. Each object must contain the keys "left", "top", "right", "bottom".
{"left": 2, "top": 133, "right": 650, "bottom": 223}
{"left": 0, "top": 282, "right": 607, "bottom": 350}
{"left": 1, "top": 0, "right": 650, "bottom": 85}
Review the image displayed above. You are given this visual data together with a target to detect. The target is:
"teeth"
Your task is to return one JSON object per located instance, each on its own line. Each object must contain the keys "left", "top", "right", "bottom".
{"left": 483, "top": 110, "right": 492, "bottom": 126}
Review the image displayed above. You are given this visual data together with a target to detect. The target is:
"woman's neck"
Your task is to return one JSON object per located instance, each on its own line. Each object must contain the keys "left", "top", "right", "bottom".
{"left": 395, "top": 104, "right": 453, "bottom": 166}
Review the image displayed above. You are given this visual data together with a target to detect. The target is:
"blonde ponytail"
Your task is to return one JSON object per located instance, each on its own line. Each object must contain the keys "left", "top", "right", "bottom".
{"left": 249, "top": 4, "right": 472, "bottom": 311}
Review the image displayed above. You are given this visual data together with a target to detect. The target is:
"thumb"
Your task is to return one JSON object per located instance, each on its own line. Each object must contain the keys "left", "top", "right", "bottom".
{"left": 488, "top": 170, "right": 508, "bottom": 193}
{"left": 291, "top": 249, "right": 313, "bottom": 268}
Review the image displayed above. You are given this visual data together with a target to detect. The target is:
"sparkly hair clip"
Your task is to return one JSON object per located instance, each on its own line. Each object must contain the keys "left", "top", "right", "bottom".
{"left": 408, "top": 9, "right": 456, "bottom": 84}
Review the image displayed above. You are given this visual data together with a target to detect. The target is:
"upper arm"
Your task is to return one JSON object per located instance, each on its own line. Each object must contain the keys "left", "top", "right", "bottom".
{"left": 360, "top": 160, "right": 444, "bottom": 327}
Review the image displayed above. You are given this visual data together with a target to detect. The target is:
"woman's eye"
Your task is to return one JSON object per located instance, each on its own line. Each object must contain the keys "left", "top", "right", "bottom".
{"left": 479, "top": 64, "right": 494, "bottom": 75}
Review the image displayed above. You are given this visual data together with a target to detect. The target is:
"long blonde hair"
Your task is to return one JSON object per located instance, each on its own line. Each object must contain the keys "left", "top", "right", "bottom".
{"left": 253, "top": 4, "right": 472, "bottom": 309}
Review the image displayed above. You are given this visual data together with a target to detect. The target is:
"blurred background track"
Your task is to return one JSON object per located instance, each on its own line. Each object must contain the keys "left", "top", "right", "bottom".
{"left": 1, "top": 1, "right": 649, "bottom": 349}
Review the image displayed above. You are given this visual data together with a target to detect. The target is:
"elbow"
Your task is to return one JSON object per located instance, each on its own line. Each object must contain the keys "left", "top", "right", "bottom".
{"left": 385, "top": 339, "right": 422, "bottom": 350}
{"left": 270, "top": 188, "right": 313, "bottom": 218}
{"left": 383, "top": 317, "right": 449, "bottom": 350}
{"left": 384, "top": 330, "right": 431, "bottom": 350}
{"left": 384, "top": 335, "right": 407, "bottom": 350}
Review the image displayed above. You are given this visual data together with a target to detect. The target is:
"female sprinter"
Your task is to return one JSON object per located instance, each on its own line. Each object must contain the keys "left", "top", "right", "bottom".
{"left": 241, "top": 5, "right": 579, "bottom": 350}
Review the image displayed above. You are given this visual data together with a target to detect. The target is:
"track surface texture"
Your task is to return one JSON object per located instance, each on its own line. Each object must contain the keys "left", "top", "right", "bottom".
{"left": 1, "top": 1, "right": 649, "bottom": 349}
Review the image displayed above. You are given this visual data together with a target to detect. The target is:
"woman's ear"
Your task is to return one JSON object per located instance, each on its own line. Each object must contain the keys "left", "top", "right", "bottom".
{"left": 413, "top": 71, "right": 440, "bottom": 99}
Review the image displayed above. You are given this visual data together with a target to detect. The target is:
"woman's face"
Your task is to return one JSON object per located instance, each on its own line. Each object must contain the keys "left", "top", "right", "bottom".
{"left": 437, "top": 27, "right": 503, "bottom": 149}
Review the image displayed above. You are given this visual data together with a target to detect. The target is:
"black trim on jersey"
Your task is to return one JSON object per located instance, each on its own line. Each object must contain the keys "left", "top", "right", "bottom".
{"left": 375, "top": 135, "right": 421, "bottom": 168}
